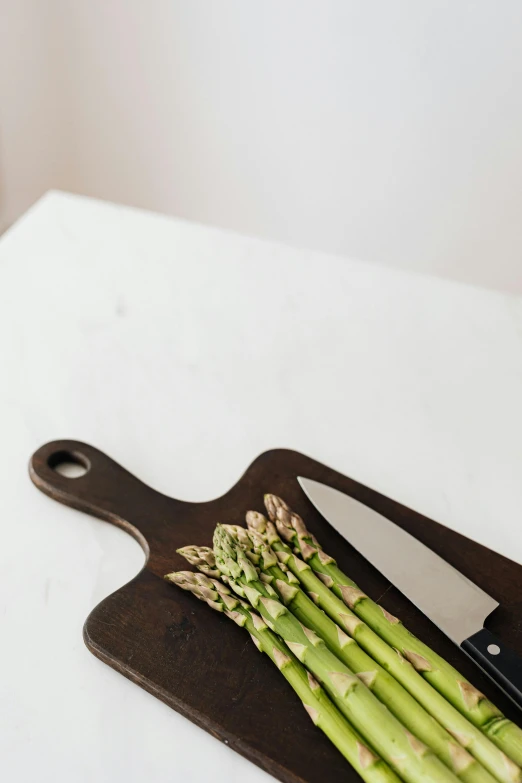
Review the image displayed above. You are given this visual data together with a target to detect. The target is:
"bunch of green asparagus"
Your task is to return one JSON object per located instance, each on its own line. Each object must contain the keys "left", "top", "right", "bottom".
{"left": 165, "top": 494, "right": 522, "bottom": 783}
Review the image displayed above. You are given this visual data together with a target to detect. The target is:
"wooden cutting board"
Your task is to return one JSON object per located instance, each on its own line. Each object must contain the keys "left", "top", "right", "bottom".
{"left": 29, "top": 440, "right": 522, "bottom": 783}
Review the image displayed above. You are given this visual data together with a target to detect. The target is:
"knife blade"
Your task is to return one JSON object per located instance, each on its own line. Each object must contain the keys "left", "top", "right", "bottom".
{"left": 298, "top": 476, "right": 522, "bottom": 708}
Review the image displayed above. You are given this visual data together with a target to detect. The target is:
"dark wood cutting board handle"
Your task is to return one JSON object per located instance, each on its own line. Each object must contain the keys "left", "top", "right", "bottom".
{"left": 29, "top": 439, "right": 183, "bottom": 558}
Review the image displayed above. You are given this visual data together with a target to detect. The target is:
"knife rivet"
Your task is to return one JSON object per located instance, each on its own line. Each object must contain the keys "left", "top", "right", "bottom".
{"left": 487, "top": 644, "right": 500, "bottom": 656}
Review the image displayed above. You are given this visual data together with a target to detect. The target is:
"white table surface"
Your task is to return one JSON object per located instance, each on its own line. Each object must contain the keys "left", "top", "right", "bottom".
{"left": 1, "top": 191, "right": 522, "bottom": 783}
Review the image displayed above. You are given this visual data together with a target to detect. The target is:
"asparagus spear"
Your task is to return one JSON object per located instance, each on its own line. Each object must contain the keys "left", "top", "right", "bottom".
{"left": 225, "top": 512, "right": 510, "bottom": 783}
{"left": 263, "top": 495, "right": 522, "bottom": 768}
{"left": 213, "top": 525, "right": 462, "bottom": 783}
{"left": 165, "top": 570, "right": 401, "bottom": 783}
{"left": 177, "top": 545, "right": 221, "bottom": 577}
{"left": 243, "top": 514, "right": 520, "bottom": 783}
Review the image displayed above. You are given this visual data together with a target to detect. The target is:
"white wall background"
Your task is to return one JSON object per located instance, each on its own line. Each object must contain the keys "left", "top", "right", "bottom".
{"left": 1, "top": 1, "right": 522, "bottom": 293}
{"left": 0, "top": 1, "right": 71, "bottom": 233}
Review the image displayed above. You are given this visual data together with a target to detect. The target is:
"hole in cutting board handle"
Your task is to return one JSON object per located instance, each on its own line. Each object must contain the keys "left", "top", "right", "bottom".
{"left": 47, "top": 450, "right": 90, "bottom": 479}
{"left": 31, "top": 441, "right": 155, "bottom": 557}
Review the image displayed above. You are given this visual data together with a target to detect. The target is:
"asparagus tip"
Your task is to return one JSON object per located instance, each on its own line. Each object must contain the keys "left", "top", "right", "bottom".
{"left": 245, "top": 510, "right": 267, "bottom": 532}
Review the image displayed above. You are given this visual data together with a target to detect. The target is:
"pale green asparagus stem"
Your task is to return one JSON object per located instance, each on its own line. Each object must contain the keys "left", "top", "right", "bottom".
{"left": 263, "top": 495, "right": 522, "bottom": 769}
{"left": 165, "top": 570, "right": 401, "bottom": 783}
{"left": 213, "top": 525, "right": 462, "bottom": 783}
{"left": 246, "top": 512, "right": 520, "bottom": 783}
{"left": 222, "top": 522, "right": 501, "bottom": 783}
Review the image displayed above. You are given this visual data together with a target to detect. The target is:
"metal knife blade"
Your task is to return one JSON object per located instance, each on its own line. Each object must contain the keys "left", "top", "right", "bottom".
{"left": 297, "top": 477, "right": 499, "bottom": 646}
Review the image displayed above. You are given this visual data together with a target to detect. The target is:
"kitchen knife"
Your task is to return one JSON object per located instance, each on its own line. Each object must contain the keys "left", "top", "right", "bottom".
{"left": 298, "top": 476, "right": 522, "bottom": 709}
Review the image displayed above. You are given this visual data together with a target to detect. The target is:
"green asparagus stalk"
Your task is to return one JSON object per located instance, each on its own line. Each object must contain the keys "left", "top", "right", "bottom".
{"left": 165, "top": 570, "right": 401, "bottom": 783}
{"left": 213, "top": 525, "right": 462, "bottom": 783}
{"left": 263, "top": 495, "right": 522, "bottom": 769}
{"left": 222, "top": 524, "right": 507, "bottom": 783}
{"left": 244, "top": 513, "right": 520, "bottom": 783}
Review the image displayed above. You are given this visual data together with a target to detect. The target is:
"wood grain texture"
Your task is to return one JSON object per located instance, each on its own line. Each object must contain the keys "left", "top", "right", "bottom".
{"left": 29, "top": 440, "right": 522, "bottom": 783}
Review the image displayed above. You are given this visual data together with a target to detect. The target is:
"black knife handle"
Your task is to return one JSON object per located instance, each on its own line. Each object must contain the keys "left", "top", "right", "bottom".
{"left": 461, "top": 628, "right": 522, "bottom": 710}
